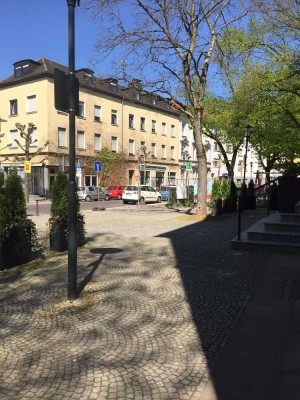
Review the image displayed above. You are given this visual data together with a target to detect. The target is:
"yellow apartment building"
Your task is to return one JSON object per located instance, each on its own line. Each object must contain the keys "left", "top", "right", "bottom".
{"left": 0, "top": 58, "right": 180, "bottom": 194}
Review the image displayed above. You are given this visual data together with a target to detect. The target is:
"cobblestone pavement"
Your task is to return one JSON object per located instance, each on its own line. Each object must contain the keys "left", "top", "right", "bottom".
{"left": 0, "top": 205, "right": 269, "bottom": 399}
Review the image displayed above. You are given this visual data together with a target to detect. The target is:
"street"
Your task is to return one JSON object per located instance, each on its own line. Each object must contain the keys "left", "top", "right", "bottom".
{"left": 26, "top": 198, "right": 128, "bottom": 216}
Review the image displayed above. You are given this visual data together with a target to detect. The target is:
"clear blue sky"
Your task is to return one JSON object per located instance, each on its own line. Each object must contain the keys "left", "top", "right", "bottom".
{"left": 0, "top": 0, "right": 99, "bottom": 80}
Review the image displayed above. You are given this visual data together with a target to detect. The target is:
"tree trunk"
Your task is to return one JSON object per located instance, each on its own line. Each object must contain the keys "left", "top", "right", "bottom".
{"left": 194, "top": 113, "right": 207, "bottom": 219}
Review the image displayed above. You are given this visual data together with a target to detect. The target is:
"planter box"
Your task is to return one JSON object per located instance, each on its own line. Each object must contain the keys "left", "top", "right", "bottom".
{"left": 49, "top": 218, "right": 86, "bottom": 252}
{"left": 211, "top": 199, "right": 223, "bottom": 216}
{"left": 0, "top": 225, "right": 32, "bottom": 270}
{"left": 50, "top": 220, "right": 68, "bottom": 252}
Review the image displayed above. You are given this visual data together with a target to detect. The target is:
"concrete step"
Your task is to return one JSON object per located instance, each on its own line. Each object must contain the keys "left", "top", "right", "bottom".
{"left": 280, "top": 213, "right": 300, "bottom": 223}
{"left": 231, "top": 238, "right": 300, "bottom": 254}
{"left": 231, "top": 212, "right": 300, "bottom": 254}
{"left": 247, "top": 230, "right": 300, "bottom": 244}
{"left": 264, "top": 222, "right": 300, "bottom": 233}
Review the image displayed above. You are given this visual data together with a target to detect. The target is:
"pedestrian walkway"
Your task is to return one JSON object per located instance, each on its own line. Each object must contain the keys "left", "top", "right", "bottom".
{"left": 0, "top": 206, "right": 299, "bottom": 399}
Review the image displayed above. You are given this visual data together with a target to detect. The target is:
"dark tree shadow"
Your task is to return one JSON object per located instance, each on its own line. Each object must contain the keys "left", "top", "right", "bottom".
{"left": 77, "top": 247, "right": 123, "bottom": 295}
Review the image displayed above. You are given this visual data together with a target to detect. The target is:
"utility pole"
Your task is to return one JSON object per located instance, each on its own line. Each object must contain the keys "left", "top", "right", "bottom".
{"left": 67, "top": 0, "right": 79, "bottom": 300}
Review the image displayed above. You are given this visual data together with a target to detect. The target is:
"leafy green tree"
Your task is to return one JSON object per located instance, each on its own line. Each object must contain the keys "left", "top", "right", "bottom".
{"left": 84, "top": 0, "right": 244, "bottom": 219}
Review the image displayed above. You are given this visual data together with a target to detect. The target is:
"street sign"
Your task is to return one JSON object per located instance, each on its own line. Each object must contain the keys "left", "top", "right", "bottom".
{"left": 94, "top": 161, "right": 102, "bottom": 172}
{"left": 24, "top": 161, "right": 31, "bottom": 174}
{"left": 185, "top": 162, "right": 192, "bottom": 171}
{"left": 76, "top": 163, "right": 82, "bottom": 168}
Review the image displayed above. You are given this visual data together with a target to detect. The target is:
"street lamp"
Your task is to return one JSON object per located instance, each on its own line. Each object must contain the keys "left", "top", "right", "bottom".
{"left": 243, "top": 125, "right": 252, "bottom": 185}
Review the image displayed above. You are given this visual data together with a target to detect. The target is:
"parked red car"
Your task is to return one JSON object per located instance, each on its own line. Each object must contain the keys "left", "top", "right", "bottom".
{"left": 106, "top": 185, "right": 126, "bottom": 200}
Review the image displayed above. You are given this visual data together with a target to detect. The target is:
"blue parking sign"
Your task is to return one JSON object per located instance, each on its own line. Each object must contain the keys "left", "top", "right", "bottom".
{"left": 94, "top": 161, "right": 102, "bottom": 172}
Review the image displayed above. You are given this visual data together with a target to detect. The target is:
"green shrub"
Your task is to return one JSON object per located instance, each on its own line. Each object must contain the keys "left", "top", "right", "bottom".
{"left": 0, "top": 168, "right": 39, "bottom": 252}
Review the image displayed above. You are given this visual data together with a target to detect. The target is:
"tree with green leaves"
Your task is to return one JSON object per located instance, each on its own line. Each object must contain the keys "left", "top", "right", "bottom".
{"left": 84, "top": 0, "right": 244, "bottom": 219}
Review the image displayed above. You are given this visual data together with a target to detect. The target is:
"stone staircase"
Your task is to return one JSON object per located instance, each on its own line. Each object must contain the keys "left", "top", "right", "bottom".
{"left": 231, "top": 202, "right": 300, "bottom": 254}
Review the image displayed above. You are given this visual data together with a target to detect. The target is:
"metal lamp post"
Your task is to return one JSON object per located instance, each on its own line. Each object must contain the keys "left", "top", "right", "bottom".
{"left": 243, "top": 125, "right": 252, "bottom": 185}
{"left": 67, "top": 0, "right": 80, "bottom": 300}
{"left": 237, "top": 125, "right": 252, "bottom": 240}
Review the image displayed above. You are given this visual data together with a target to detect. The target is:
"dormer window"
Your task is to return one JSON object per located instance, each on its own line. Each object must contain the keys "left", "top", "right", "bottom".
{"left": 110, "top": 82, "right": 118, "bottom": 93}
{"left": 85, "top": 73, "right": 93, "bottom": 85}
{"left": 14, "top": 64, "right": 29, "bottom": 77}
{"left": 152, "top": 97, "right": 156, "bottom": 105}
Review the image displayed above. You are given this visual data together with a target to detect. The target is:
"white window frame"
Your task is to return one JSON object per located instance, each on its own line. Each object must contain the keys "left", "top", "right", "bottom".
{"left": 129, "top": 139, "right": 135, "bottom": 155}
{"left": 151, "top": 143, "right": 156, "bottom": 157}
{"left": 162, "top": 122, "right": 166, "bottom": 136}
{"left": 94, "top": 133, "right": 101, "bottom": 152}
{"left": 162, "top": 144, "right": 166, "bottom": 158}
{"left": 9, "top": 99, "right": 18, "bottom": 116}
{"left": 129, "top": 114, "right": 135, "bottom": 129}
{"left": 27, "top": 95, "right": 37, "bottom": 113}
{"left": 58, "top": 127, "right": 67, "bottom": 148}
{"left": 140, "top": 117, "right": 146, "bottom": 131}
{"left": 9, "top": 130, "right": 18, "bottom": 148}
{"left": 171, "top": 125, "right": 175, "bottom": 138}
{"left": 170, "top": 146, "right": 175, "bottom": 159}
{"left": 94, "top": 105, "right": 101, "bottom": 122}
{"left": 77, "top": 130, "right": 85, "bottom": 150}
{"left": 111, "top": 110, "right": 118, "bottom": 125}
{"left": 152, "top": 120, "right": 156, "bottom": 133}
{"left": 111, "top": 136, "right": 118, "bottom": 152}
{"left": 78, "top": 101, "right": 85, "bottom": 118}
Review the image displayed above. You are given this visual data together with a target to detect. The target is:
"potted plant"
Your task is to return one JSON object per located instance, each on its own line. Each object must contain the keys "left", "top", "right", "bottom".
{"left": 245, "top": 179, "right": 256, "bottom": 210}
{"left": 211, "top": 179, "right": 222, "bottom": 216}
{"left": 49, "top": 171, "right": 85, "bottom": 252}
{"left": 220, "top": 179, "right": 231, "bottom": 213}
{"left": 229, "top": 180, "right": 238, "bottom": 212}
{"left": 0, "top": 168, "right": 39, "bottom": 269}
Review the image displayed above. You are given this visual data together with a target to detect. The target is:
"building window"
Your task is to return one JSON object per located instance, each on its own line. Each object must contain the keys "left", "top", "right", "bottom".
{"left": 170, "top": 146, "right": 175, "bottom": 159}
{"left": 140, "top": 140, "right": 145, "bottom": 147}
{"left": 214, "top": 141, "right": 219, "bottom": 152}
{"left": 110, "top": 82, "right": 118, "bottom": 93}
{"left": 171, "top": 125, "right": 175, "bottom": 137}
{"left": 14, "top": 64, "right": 29, "bottom": 77}
{"left": 129, "top": 139, "right": 135, "bottom": 155}
{"left": 94, "top": 133, "right": 101, "bottom": 152}
{"left": 77, "top": 130, "right": 85, "bottom": 149}
{"left": 26, "top": 95, "right": 37, "bottom": 113}
{"left": 58, "top": 127, "right": 67, "bottom": 147}
{"left": 152, "top": 120, "right": 156, "bottom": 133}
{"left": 140, "top": 117, "right": 146, "bottom": 131}
{"left": 111, "top": 109, "right": 118, "bottom": 125}
{"left": 9, "top": 130, "right": 18, "bottom": 148}
{"left": 9, "top": 99, "right": 18, "bottom": 116}
{"left": 129, "top": 114, "right": 134, "bottom": 129}
{"left": 151, "top": 143, "right": 156, "bottom": 157}
{"left": 94, "top": 105, "right": 101, "bottom": 122}
{"left": 78, "top": 101, "right": 85, "bottom": 118}
{"left": 162, "top": 122, "right": 166, "bottom": 136}
{"left": 162, "top": 144, "right": 166, "bottom": 158}
{"left": 30, "top": 128, "right": 38, "bottom": 147}
{"left": 111, "top": 136, "right": 117, "bottom": 152}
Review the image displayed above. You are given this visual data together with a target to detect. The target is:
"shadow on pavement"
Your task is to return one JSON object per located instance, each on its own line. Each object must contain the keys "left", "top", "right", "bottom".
{"left": 157, "top": 209, "right": 269, "bottom": 399}
{"left": 77, "top": 247, "right": 123, "bottom": 296}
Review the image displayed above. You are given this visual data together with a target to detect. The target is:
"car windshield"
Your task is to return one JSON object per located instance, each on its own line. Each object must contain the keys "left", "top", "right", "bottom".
{"left": 107, "top": 186, "right": 116, "bottom": 190}
{"left": 77, "top": 187, "right": 84, "bottom": 191}
{"left": 125, "top": 186, "right": 138, "bottom": 190}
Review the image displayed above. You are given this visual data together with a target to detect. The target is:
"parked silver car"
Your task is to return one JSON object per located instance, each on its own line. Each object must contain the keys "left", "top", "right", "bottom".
{"left": 77, "top": 186, "right": 110, "bottom": 201}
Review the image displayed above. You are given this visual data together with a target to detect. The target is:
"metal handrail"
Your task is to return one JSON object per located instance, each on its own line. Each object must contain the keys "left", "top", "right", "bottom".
{"left": 237, "top": 177, "right": 279, "bottom": 241}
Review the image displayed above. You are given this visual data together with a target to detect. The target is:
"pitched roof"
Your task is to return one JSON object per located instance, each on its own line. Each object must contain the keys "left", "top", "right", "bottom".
{"left": 0, "top": 57, "right": 180, "bottom": 116}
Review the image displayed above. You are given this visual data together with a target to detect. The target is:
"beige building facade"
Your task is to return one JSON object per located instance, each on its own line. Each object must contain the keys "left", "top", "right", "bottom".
{"left": 0, "top": 58, "right": 180, "bottom": 194}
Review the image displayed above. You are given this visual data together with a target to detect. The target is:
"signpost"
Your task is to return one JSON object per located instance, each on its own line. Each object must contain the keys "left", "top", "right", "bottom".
{"left": 94, "top": 161, "right": 102, "bottom": 203}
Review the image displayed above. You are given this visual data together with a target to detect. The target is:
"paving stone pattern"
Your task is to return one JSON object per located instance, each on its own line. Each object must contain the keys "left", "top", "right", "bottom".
{"left": 0, "top": 205, "right": 269, "bottom": 399}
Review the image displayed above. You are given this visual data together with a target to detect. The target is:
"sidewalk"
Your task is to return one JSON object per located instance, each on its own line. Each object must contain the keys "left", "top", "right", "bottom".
{"left": 0, "top": 206, "right": 299, "bottom": 399}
